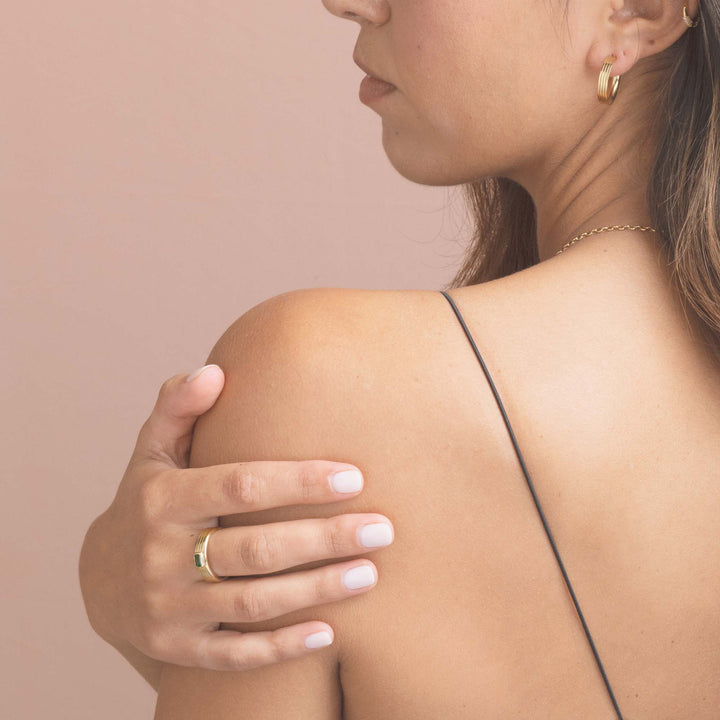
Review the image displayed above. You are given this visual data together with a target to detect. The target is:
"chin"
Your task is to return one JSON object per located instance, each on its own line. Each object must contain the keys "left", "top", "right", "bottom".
{"left": 380, "top": 128, "right": 504, "bottom": 187}
{"left": 380, "top": 136, "right": 466, "bottom": 186}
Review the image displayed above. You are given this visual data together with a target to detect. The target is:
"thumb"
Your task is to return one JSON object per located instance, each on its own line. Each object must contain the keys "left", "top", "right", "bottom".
{"left": 134, "top": 364, "right": 225, "bottom": 467}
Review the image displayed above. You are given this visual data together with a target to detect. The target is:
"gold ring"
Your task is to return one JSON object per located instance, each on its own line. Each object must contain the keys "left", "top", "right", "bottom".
{"left": 193, "top": 527, "right": 228, "bottom": 582}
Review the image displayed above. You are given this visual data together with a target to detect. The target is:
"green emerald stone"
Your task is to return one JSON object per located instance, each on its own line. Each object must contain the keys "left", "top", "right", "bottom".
{"left": 194, "top": 553, "right": 204, "bottom": 568}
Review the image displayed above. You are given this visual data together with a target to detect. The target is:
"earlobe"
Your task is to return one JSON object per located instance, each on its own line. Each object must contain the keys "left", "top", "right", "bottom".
{"left": 590, "top": 0, "right": 698, "bottom": 80}
{"left": 587, "top": 44, "right": 636, "bottom": 82}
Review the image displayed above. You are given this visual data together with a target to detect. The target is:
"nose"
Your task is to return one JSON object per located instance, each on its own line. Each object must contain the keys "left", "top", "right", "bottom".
{"left": 321, "top": 0, "right": 390, "bottom": 25}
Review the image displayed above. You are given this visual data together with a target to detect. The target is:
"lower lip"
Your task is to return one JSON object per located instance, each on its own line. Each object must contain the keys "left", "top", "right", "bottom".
{"left": 359, "top": 75, "right": 397, "bottom": 104}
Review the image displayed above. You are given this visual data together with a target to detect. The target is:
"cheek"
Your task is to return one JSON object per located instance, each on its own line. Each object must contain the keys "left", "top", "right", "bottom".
{"left": 380, "top": 1, "right": 574, "bottom": 184}
{"left": 393, "top": 3, "right": 523, "bottom": 134}
{"left": 395, "top": 2, "right": 567, "bottom": 143}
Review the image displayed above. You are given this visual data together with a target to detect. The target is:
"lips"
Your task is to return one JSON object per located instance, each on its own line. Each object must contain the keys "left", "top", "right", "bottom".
{"left": 353, "top": 53, "right": 395, "bottom": 87}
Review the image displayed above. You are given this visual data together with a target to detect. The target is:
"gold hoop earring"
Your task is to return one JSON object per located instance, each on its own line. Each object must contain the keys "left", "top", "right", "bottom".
{"left": 683, "top": 2, "right": 699, "bottom": 27}
{"left": 597, "top": 55, "right": 620, "bottom": 105}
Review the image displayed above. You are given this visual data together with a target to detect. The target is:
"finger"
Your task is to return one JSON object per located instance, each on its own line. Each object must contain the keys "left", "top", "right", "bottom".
{"left": 194, "top": 559, "right": 379, "bottom": 625}
{"left": 173, "top": 622, "right": 336, "bottom": 671}
{"left": 169, "top": 459, "right": 365, "bottom": 523}
{"left": 205, "top": 513, "right": 394, "bottom": 578}
{"left": 134, "top": 365, "right": 225, "bottom": 467}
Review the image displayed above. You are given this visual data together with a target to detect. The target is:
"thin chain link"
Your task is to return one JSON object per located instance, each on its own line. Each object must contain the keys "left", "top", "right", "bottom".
{"left": 555, "top": 224, "right": 657, "bottom": 255}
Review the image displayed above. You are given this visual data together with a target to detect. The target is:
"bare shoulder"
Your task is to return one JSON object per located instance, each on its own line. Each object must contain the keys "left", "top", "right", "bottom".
{"left": 198, "top": 286, "right": 443, "bottom": 462}
{"left": 188, "top": 284, "right": 517, "bottom": 636}
{"left": 191, "top": 271, "right": 720, "bottom": 716}
{"left": 188, "top": 285, "right": 449, "bottom": 607}
{"left": 204, "top": 282, "right": 532, "bottom": 455}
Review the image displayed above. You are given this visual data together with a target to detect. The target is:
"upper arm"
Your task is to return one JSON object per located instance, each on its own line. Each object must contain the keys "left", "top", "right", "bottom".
{"left": 155, "top": 288, "right": 355, "bottom": 720}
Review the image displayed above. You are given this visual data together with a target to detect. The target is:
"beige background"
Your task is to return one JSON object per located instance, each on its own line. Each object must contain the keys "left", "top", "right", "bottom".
{"left": 2, "top": 2, "right": 471, "bottom": 717}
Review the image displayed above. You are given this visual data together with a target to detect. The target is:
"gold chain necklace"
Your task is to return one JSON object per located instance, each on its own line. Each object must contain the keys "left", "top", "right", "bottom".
{"left": 555, "top": 224, "right": 657, "bottom": 255}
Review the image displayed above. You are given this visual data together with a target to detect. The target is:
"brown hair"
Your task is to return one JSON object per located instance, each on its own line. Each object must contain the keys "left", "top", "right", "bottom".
{"left": 444, "top": 1, "right": 720, "bottom": 365}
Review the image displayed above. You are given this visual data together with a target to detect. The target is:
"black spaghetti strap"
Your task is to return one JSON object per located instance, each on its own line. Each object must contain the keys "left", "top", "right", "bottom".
{"left": 439, "top": 290, "right": 625, "bottom": 720}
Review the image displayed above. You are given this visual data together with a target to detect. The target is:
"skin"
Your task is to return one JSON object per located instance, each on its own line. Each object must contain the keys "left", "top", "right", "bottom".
{"left": 153, "top": 1, "right": 719, "bottom": 716}
{"left": 79, "top": 368, "right": 395, "bottom": 686}
{"left": 155, "top": 275, "right": 720, "bottom": 717}
{"left": 326, "top": 0, "right": 698, "bottom": 260}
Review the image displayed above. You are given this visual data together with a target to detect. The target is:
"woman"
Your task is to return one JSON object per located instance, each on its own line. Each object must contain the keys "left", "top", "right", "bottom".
{"left": 85, "top": 0, "right": 720, "bottom": 717}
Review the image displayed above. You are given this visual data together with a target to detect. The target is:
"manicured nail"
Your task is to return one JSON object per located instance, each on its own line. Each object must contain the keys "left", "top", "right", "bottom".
{"left": 304, "top": 630, "right": 333, "bottom": 649}
{"left": 342, "top": 565, "right": 376, "bottom": 590}
{"left": 358, "top": 522, "right": 394, "bottom": 548}
{"left": 328, "top": 469, "right": 364, "bottom": 494}
{"left": 186, "top": 364, "right": 220, "bottom": 383}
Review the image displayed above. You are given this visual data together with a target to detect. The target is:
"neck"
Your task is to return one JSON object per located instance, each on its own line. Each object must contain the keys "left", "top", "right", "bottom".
{"left": 509, "top": 86, "right": 658, "bottom": 262}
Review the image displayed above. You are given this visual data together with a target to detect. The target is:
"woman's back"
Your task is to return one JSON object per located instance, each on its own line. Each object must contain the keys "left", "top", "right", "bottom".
{"left": 185, "top": 233, "right": 720, "bottom": 718}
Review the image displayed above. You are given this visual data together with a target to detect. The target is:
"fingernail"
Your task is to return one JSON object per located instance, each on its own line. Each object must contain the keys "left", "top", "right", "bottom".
{"left": 342, "top": 565, "right": 376, "bottom": 590}
{"left": 358, "top": 522, "right": 394, "bottom": 548}
{"left": 328, "top": 469, "right": 364, "bottom": 493}
{"left": 186, "top": 364, "right": 220, "bottom": 383}
{"left": 304, "top": 630, "right": 333, "bottom": 649}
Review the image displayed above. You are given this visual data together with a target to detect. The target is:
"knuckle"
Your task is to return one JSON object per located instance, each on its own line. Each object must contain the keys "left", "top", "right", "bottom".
{"left": 225, "top": 643, "right": 259, "bottom": 672}
{"left": 138, "top": 475, "right": 169, "bottom": 522}
{"left": 325, "top": 516, "right": 353, "bottom": 556}
{"left": 136, "top": 542, "right": 165, "bottom": 585}
{"left": 267, "top": 628, "right": 292, "bottom": 663}
{"left": 142, "top": 587, "right": 167, "bottom": 622}
{"left": 234, "top": 583, "right": 272, "bottom": 622}
{"left": 238, "top": 531, "right": 281, "bottom": 573}
{"left": 296, "top": 461, "right": 323, "bottom": 502}
{"left": 225, "top": 464, "right": 264, "bottom": 509}
{"left": 311, "top": 567, "right": 331, "bottom": 601}
{"left": 194, "top": 632, "right": 215, "bottom": 670}
{"left": 142, "top": 627, "right": 169, "bottom": 660}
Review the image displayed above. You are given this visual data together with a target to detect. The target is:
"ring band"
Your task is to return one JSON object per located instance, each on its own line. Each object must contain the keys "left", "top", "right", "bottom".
{"left": 193, "top": 526, "right": 228, "bottom": 582}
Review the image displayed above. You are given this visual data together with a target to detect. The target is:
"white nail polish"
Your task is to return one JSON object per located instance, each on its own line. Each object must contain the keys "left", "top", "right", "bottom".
{"left": 342, "top": 565, "right": 376, "bottom": 590}
{"left": 358, "top": 523, "right": 394, "bottom": 548}
{"left": 304, "top": 631, "right": 333, "bottom": 649}
{"left": 186, "top": 364, "right": 219, "bottom": 383}
{"left": 328, "top": 469, "right": 363, "bottom": 493}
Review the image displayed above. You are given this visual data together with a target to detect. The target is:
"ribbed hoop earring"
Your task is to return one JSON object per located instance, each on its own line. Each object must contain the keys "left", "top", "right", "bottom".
{"left": 683, "top": 2, "right": 699, "bottom": 27}
{"left": 597, "top": 54, "right": 620, "bottom": 104}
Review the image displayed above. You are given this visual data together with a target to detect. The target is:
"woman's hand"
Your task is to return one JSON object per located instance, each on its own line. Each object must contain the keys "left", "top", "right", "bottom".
{"left": 78, "top": 364, "right": 392, "bottom": 684}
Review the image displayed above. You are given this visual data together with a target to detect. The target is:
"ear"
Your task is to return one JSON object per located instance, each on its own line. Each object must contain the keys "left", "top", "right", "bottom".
{"left": 587, "top": 0, "right": 699, "bottom": 76}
